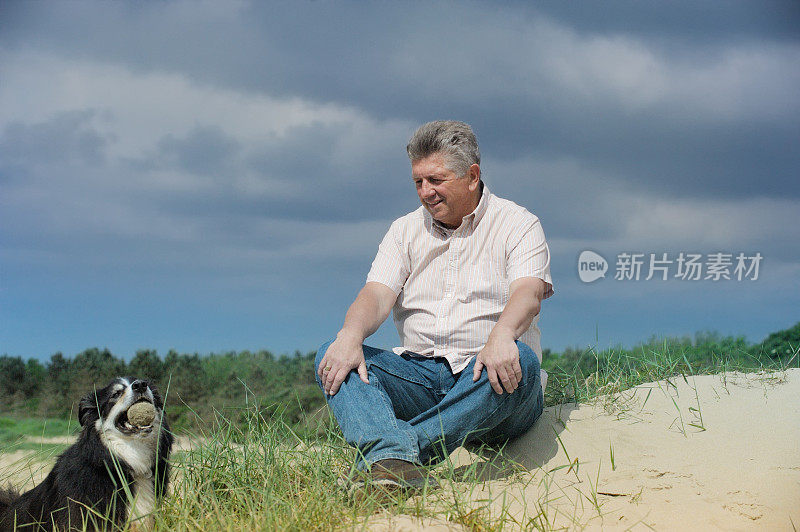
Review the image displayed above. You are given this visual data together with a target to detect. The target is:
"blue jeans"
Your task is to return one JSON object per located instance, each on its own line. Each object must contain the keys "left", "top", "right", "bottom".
{"left": 314, "top": 340, "right": 544, "bottom": 469}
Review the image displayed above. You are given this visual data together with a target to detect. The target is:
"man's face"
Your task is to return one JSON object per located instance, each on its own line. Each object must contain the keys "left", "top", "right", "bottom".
{"left": 412, "top": 152, "right": 481, "bottom": 229}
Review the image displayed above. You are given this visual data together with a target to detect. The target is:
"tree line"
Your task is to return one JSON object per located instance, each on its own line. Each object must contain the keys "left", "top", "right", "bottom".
{"left": 0, "top": 348, "right": 323, "bottom": 430}
{"left": 1, "top": 322, "right": 797, "bottom": 431}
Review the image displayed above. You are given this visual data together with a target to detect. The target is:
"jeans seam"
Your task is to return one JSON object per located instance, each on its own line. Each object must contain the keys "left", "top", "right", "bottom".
{"left": 367, "top": 361, "right": 428, "bottom": 387}
{"left": 369, "top": 370, "right": 419, "bottom": 458}
{"left": 368, "top": 370, "right": 400, "bottom": 432}
{"left": 467, "top": 380, "right": 539, "bottom": 446}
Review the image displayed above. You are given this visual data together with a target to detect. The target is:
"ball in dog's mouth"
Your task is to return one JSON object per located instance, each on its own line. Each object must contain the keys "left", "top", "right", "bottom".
{"left": 117, "top": 400, "right": 156, "bottom": 433}
{"left": 128, "top": 401, "right": 156, "bottom": 427}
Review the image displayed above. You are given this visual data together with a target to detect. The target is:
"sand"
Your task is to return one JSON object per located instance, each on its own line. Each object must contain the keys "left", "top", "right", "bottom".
{"left": 368, "top": 369, "right": 800, "bottom": 531}
{"left": 0, "top": 449, "right": 54, "bottom": 489}
{"left": 505, "top": 369, "right": 799, "bottom": 530}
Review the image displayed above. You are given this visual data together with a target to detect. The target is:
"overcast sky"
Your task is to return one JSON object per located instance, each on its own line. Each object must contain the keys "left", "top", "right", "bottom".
{"left": 1, "top": 0, "right": 798, "bottom": 361}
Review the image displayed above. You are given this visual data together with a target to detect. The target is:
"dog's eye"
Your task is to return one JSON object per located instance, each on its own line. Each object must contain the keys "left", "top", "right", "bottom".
{"left": 111, "top": 389, "right": 123, "bottom": 399}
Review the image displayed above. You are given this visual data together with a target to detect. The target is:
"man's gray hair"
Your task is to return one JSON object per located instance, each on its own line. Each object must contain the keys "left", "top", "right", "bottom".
{"left": 406, "top": 120, "right": 480, "bottom": 177}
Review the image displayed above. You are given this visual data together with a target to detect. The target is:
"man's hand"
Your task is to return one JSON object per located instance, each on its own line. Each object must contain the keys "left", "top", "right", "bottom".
{"left": 473, "top": 278, "right": 546, "bottom": 394}
{"left": 473, "top": 327, "right": 521, "bottom": 394}
{"left": 317, "top": 330, "right": 369, "bottom": 396}
{"left": 318, "top": 282, "right": 398, "bottom": 396}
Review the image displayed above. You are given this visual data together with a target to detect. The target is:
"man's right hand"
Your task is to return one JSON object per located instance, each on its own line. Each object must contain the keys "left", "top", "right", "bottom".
{"left": 318, "top": 282, "right": 397, "bottom": 396}
{"left": 317, "top": 330, "right": 369, "bottom": 396}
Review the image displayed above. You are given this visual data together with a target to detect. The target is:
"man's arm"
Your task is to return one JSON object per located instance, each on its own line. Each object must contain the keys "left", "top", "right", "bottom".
{"left": 317, "top": 281, "right": 398, "bottom": 396}
{"left": 473, "top": 277, "right": 546, "bottom": 394}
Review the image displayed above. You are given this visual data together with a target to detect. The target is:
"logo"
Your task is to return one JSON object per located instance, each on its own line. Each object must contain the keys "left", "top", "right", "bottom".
{"left": 577, "top": 250, "right": 762, "bottom": 283}
{"left": 578, "top": 250, "right": 608, "bottom": 283}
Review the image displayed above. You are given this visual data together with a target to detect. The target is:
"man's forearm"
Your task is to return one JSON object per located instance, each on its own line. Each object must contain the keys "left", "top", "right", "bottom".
{"left": 338, "top": 282, "right": 397, "bottom": 343}
{"left": 475, "top": 277, "right": 546, "bottom": 394}
{"left": 319, "top": 282, "right": 396, "bottom": 395}
{"left": 489, "top": 277, "right": 545, "bottom": 341}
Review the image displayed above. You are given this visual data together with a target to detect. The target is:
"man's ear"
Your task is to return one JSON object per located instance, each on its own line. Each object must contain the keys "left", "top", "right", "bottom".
{"left": 78, "top": 391, "right": 99, "bottom": 427}
{"left": 467, "top": 163, "right": 481, "bottom": 191}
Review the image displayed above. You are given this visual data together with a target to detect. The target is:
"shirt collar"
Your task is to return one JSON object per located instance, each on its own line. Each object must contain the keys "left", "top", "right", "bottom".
{"left": 425, "top": 182, "right": 491, "bottom": 237}
{"left": 470, "top": 182, "right": 490, "bottom": 227}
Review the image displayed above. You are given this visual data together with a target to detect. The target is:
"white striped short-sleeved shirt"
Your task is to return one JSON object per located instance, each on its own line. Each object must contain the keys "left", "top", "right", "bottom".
{"left": 366, "top": 185, "right": 554, "bottom": 378}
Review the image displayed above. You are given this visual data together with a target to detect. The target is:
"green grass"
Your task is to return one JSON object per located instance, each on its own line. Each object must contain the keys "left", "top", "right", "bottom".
{"left": 156, "top": 404, "right": 523, "bottom": 531}
{"left": 2, "top": 441, "right": 69, "bottom": 453}
{"left": 540, "top": 337, "right": 795, "bottom": 409}
{"left": 0, "top": 416, "right": 77, "bottom": 444}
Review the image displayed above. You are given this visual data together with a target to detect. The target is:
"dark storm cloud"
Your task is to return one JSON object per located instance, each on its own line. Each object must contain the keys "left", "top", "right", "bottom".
{"left": 529, "top": 0, "right": 800, "bottom": 42}
{"left": 2, "top": 0, "right": 798, "bottom": 204}
{"left": 1, "top": 110, "right": 108, "bottom": 167}
{"left": 154, "top": 126, "right": 241, "bottom": 178}
{"left": 0, "top": 62, "right": 422, "bottom": 287}
{"left": 115, "top": 119, "right": 417, "bottom": 225}
{"left": 245, "top": 124, "right": 340, "bottom": 183}
{"left": 1, "top": 1, "right": 797, "bottom": 249}
{"left": 527, "top": 117, "right": 800, "bottom": 199}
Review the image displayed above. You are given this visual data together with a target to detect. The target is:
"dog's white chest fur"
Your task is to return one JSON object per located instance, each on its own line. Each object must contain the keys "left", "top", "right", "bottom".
{"left": 96, "top": 418, "right": 160, "bottom": 527}
{"left": 96, "top": 417, "right": 160, "bottom": 476}
{"left": 130, "top": 477, "right": 156, "bottom": 527}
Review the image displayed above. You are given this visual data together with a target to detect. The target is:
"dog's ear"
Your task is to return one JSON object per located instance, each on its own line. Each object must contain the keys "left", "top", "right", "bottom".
{"left": 150, "top": 383, "right": 165, "bottom": 410}
{"left": 78, "top": 390, "right": 100, "bottom": 427}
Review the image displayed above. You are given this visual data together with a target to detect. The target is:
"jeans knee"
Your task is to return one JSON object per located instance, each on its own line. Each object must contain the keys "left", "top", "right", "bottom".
{"left": 516, "top": 341, "right": 541, "bottom": 383}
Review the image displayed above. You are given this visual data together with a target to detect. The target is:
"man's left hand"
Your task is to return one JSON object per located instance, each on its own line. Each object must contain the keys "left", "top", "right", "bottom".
{"left": 473, "top": 329, "right": 521, "bottom": 394}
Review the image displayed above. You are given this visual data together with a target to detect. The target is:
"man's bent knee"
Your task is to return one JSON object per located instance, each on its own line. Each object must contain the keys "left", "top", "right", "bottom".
{"left": 515, "top": 341, "right": 542, "bottom": 384}
{"left": 314, "top": 338, "right": 336, "bottom": 385}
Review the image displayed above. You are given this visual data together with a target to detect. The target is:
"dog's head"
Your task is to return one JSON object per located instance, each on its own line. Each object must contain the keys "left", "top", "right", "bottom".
{"left": 79, "top": 377, "right": 166, "bottom": 438}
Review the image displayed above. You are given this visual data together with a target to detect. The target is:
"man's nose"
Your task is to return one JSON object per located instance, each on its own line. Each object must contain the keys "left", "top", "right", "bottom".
{"left": 419, "top": 181, "right": 435, "bottom": 197}
{"left": 132, "top": 380, "right": 147, "bottom": 393}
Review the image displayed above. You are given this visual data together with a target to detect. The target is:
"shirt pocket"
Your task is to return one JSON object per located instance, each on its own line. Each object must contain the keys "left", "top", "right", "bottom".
{"left": 461, "top": 259, "right": 508, "bottom": 304}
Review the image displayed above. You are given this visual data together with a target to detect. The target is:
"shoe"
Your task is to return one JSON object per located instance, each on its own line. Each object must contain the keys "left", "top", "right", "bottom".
{"left": 370, "top": 459, "right": 439, "bottom": 490}
{"left": 340, "top": 459, "right": 439, "bottom": 503}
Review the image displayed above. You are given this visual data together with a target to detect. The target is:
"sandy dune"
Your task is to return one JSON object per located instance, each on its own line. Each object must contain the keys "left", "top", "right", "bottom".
{"left": 370, "top": 369, "right": 800, "bottom": 531}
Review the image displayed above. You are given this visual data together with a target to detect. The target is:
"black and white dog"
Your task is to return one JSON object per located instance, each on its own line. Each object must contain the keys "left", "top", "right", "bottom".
{"left": 0, "top": 377, "right": 173, "bottom": 531}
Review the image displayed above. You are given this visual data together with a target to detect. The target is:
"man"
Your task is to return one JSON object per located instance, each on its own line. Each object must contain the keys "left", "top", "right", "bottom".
{"left": 315, "top": 120, "right": 553, "bottom": 492}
